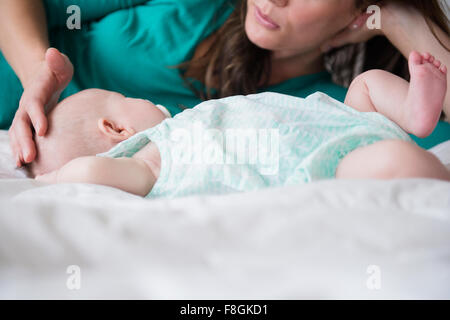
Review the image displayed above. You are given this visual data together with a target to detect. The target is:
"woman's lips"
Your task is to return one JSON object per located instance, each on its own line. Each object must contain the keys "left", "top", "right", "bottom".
{"left": 254, "top": 5, "right": 280, "bottom": 30}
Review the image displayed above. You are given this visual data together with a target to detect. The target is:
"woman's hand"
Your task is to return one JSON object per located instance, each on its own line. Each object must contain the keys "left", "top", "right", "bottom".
{"left": 9, "top": 48, "right": 74, "bottom": 167}
{"left": 321, "top": 10, "right": 384, "bottom": 53}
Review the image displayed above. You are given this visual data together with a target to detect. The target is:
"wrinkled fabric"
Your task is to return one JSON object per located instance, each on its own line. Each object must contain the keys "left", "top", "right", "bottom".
{"left": 99, "top": 92, "right": 412, "bottom": 198}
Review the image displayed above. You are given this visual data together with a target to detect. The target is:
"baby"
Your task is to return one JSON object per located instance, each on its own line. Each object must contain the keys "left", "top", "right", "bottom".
{"left": 32, "top": 52, "right": 450, "bottom": 198}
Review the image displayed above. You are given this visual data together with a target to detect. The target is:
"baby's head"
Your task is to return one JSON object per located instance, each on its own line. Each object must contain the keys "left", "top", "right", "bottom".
{"left": 29, "top": 89, "right": 170, "bottom": 176}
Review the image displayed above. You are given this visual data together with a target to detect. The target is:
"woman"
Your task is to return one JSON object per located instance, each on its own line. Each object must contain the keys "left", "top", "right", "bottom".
{"left": 0, "top": 0, "right": 449, "bottom": 167}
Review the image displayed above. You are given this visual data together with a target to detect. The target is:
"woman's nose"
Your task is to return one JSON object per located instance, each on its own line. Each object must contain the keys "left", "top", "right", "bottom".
{"left": 269, "top": 0, "right": 288, "bottom": 7}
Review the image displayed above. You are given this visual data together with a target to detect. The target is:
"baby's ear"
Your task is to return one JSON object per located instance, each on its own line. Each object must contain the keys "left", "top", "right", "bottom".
{"left": 97, "top": 118, "right": 136, "bottom": 142}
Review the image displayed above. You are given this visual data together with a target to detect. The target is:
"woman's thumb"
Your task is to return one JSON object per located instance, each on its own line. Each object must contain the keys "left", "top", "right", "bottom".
{"left": 45, "top": 48, "right": 73, "bottom": 85}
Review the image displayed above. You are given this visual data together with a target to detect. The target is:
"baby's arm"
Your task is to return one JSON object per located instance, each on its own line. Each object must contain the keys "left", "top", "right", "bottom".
{"left": 36, "top": 156, "right": 156, "bottom": 197}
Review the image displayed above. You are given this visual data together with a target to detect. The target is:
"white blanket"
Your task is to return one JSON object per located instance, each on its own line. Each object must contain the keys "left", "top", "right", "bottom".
{"left": 0, "top": 130, "right": 449, "bottom": 299}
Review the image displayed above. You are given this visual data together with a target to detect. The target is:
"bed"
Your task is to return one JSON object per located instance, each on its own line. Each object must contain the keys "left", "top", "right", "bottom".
{"left": 0, "top": 130, "right": 449, "bottom": 299}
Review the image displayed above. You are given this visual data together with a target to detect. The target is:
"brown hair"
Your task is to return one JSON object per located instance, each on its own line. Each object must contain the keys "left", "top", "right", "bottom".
{"left": 180, "top": 0, "right": 270, "bottom": 100}
{"left": 181, "top": 0, "right": 449, "bottom": 101}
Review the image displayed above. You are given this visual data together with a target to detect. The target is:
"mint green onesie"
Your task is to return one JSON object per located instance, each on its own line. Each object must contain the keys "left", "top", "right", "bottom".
{"left": 98, "top": 92, "right": 412, "bottom": 198}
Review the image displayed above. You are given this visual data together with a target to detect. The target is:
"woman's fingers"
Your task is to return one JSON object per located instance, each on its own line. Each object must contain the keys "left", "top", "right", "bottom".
{"left": 8, "top": 126, "right": 22, "bottom": 167}
{"left": 10, "top": 91, "right": 49, "bottom": 167}
{"left": 27, "top": 98, "right": 48, "bottom": 136}
{"left": 14, "top": 114, "right": 37, "bottom": 164}
{"left": 8, "top": 48, "right": 73, "bottom": 168}
{"left": 9, "top": 110, "right": 29, "bottom": 167}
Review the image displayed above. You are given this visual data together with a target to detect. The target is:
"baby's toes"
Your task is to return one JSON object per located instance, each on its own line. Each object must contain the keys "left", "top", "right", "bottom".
{"left": 409, "top": 51, "right": 423, "bottom": 65}
{"left": 422, "top": 52, "right": 432, "bottom": 62}
{"left": 433, "top": 59, "right": 441, "bottom": 69}
{"left": 440, "top": 64, "right": 447, "bottom": 75}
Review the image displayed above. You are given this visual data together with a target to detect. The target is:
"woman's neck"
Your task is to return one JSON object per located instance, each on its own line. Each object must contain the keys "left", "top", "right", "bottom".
{"left": 268, "top": 48, "right": 325, "bottom": 86}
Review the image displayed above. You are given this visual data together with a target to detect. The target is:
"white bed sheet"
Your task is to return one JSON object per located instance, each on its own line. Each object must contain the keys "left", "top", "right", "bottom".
{"left": 0, "top": 130, "right": 449, "bottom": 299}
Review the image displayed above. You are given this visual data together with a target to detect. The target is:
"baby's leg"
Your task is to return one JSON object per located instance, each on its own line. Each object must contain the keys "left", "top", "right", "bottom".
{"left": 345, "top": 51, "right": 447, "bottom": 138}
{"left": 336, "top": 140, "right": 450, "bottom": 181}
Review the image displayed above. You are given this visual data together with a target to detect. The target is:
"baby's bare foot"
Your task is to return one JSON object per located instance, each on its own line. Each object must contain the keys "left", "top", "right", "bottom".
{"left": 405, "top": 51, "right": 447, "bottom": 138}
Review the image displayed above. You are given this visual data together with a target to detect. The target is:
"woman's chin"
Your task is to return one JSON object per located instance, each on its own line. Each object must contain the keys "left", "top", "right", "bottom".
{"left": 245, "top": 21, "right": 280, "bottom": 51}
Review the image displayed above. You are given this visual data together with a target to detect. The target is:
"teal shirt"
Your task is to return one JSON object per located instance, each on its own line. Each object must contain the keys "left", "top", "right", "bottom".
{"left": 0, "top": 0, "right": 448, "bottom": 147}
{"left": 45, "top": 0, "right": 236, "bottom": 115}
